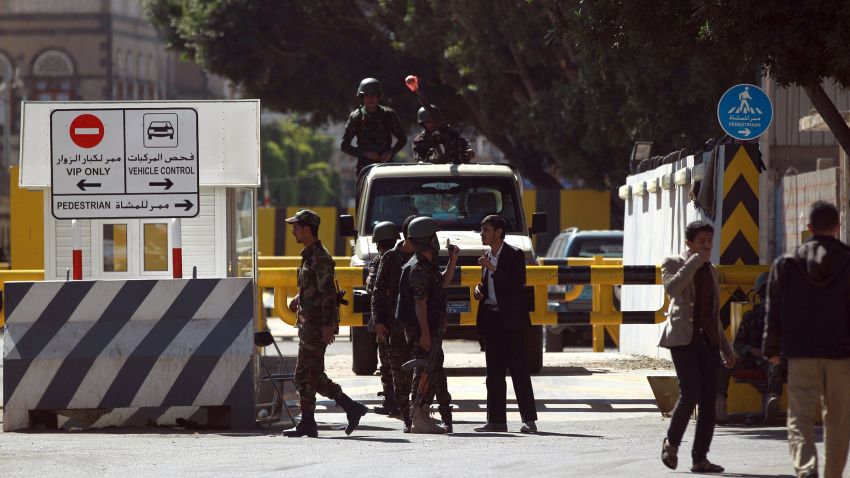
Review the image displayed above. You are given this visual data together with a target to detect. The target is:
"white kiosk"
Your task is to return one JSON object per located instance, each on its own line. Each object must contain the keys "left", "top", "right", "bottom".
{"left": 18, "top": 100, "right": 260, "bottom": 280}
{"left": 3, "top": 100, "right": 261, "bottom": 430}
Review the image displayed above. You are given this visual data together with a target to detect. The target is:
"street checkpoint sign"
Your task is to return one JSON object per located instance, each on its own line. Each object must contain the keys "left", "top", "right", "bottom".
{"left": 717, "top": 83, "right": 773, "bottom": 141}
{"left": 50, "top": 108, "right": 199, "bottom": 219}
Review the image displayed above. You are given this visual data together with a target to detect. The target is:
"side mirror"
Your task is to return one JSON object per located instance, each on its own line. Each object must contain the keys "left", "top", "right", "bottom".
{"left": 339, "top": 214, "right": 356, "bottom": 237}
{"left": 530, "top": 212, "right": 548, "bottom": 235}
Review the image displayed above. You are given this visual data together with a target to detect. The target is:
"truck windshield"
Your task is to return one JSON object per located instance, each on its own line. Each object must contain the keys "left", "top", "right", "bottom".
{"left": 364, "top": 177, "right": 524, "bottom": 234}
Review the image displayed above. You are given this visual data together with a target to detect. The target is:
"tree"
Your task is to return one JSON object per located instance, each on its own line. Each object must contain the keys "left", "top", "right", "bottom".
{"left": 555, "top": 0, "right": 850, "bottom": 159}
{"left": 144, "top": 0, "right": 753, "bottom": 189}
{"left": 261, "top": 118, "right": 341, "bottom": 206}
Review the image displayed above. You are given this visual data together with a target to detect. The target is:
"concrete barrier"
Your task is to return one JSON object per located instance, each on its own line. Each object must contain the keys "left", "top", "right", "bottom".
{"left": 3, "top": 278, "right": 254, "bottom": 431}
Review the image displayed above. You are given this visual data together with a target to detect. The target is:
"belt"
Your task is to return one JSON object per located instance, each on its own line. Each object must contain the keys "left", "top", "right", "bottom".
{"left": 482, "top": 303, "right": 500, "bottom": 312}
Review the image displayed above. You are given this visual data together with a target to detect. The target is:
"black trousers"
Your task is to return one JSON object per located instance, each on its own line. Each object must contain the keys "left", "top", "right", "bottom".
{"left": 480, "top": 308, "right": 537, "bottom": 424}
{"left": 667, "top": 334, "right": 721, "bottom": 462}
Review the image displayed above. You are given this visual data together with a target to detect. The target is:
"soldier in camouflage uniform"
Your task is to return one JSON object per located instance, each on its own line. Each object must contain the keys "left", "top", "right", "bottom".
{"left": 397, "top": 217, "right": 459, "bottom": 433}
{"left": 341, "top": 78, "right": 408, "bottom": 176}
{"left": 372, "top": 215, "right": 418, "bottom": 431}
{"left": 365, "top": 220, "right": 403, "bottom": 416}
{"left": 412, "top": 105, "right": 475, "bottom": 164}
{"left": 282, "top": 209, "right": 368, "bottom": 438}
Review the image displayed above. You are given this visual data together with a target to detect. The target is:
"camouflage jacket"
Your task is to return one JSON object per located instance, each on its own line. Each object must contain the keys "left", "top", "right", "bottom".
{"left": 412, "top": 126, "right": 474, "bottom": 164}
{"left": 364, "top": 252, "right": 383, "bottom": 331}
{"left": 372, "top": 243, "right": 414, "bottom": 326}
{"left": 297, "top": 240, "right": 338, "bottom": 329}
{"left": 341, "top": 105, "right": 407, "bottom": 159}
{"left": 408, "top": 253, "right": 446, "bottom": 332}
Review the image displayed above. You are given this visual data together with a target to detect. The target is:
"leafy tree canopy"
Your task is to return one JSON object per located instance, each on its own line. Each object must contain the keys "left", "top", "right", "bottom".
{"left": 556, "top": 0, "right": 850, "bottom": 161}
{"left": 261, "top": 118, "right": 340, "bottom": 206}
{"left": 145, "top": 0, "right": 796, "bottom": 188}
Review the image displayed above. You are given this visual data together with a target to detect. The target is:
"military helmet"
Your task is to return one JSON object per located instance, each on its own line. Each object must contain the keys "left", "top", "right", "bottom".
{"left": 406, "top": 217, "right": 440, "bottom": 239}
{"left": 372, "top": 221, "right": 400, "bottom": 243}
{"left": 754, "top": 272, "right": 769, "bottom": 294}
{"left": 417, "top": 105, "right": 440, "bottom": 124}
{"left": 357, "top": 77, "right": 382, "bottom": 97}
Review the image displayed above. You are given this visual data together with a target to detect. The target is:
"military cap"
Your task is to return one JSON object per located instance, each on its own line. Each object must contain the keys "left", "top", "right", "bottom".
{"left": 357, "top": 78, "right": 382, "bottom": 97}
{"left": 285, "top": 208, "right": 321, "bottom": 226}
{"left": 372, "top": 221, "right": 400, "bottom": 243}
{"left": 407, "top": 216, "right": 440, "bottom": 239}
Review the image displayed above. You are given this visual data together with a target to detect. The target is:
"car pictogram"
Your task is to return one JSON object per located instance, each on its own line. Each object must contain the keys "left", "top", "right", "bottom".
{"left": 147, "top": 121, "right": 174, "bottom": 140}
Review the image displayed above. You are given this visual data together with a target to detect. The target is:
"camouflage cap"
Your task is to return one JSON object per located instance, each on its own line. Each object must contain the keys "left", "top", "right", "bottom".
{"left": 285, "top": 208, "right": 321, "bottom": 226}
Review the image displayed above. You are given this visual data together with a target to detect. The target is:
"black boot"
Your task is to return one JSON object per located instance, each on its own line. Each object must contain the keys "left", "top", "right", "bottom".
{"left": 402, "top": 407, "right": 412, "bottom": 433}
{"left": 374, "top": 393, "right": 401, "bottom": 416}
{"left": 439, "top": 405, "right": 453, "bottom": 434}
{"left": 336, "top": 394, "right": 368, "bottom": 435}
{"left": 283, "top": 409, "right": 318, "bottom": 438}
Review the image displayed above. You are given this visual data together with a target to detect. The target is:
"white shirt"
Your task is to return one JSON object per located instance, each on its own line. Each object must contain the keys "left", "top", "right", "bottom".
{"left": 485, "top": 243, "right": 503, "bottom": 305}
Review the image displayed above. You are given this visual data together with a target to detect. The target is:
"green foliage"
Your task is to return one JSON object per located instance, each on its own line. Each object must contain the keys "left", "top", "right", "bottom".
{"left": 149, "top": 0, "right": 819, "bottom": 188}
{"left": 557, "top": 0, "right": 850, "bottom": 159}
{"left": 260, "top": 119, "right": 340, "bottom": 206}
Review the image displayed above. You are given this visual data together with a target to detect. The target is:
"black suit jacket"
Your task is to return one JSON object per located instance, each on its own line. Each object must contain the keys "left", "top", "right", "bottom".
{"left": 475, "top": 242, "right": 532, "bottom": 333}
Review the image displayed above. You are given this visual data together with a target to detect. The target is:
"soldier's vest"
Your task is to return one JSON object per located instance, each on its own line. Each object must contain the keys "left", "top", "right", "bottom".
{"left": 396, "top": 256, "right": 419, "bottom": 327}
{"left": 351, "top": 106, "right": 394, "bottom": 152}
{"left": 396, "top": 255, "right": 443, "bottom": 330}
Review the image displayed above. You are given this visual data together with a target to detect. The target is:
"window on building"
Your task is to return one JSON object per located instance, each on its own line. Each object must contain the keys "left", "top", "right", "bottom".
{"left": 103, "top": 224, "right": 128, "bottom": 272}
{"left": 30, "top": 49, "right": 75, "bottom": 101}
{"left": 143, "top": 223, "right": 168, "bottom": 271}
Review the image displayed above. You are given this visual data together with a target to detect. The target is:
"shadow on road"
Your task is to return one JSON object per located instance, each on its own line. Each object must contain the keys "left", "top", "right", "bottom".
{"left": 449, "top": 432, "right": 521, "bottom": 438}
{"left": 445, "top": 366, "right": 602, "bottom": 377}
{"left": 719, "top": 425, "right": 819, "bottom": 443}
{"left": 718, "top": 474, "right": 795, "bottom": 478}
{"left": 321, "top": 436, "right": 411, "bottom": 443}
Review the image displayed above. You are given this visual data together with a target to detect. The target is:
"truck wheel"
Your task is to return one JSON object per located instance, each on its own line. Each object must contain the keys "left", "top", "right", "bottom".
{"left": 526, "top": 325, "right": 544, "bottom": 374}
{"left": 351, "top": 326, "right": 378, "bottom": 376}
{"left": 544, "top": 327, "right": 564, "bottom": 352}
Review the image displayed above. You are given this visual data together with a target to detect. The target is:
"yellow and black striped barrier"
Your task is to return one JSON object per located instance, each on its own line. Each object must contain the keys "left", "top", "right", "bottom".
{"left": 257, "top": 264, "right": 768, "bottom": 338}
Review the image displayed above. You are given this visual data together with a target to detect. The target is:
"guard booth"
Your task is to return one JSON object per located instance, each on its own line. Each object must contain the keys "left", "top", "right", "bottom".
{"left": 17, "top": 100, "right": 260, "bottom": 280}
{"left": 4, "top": 100, "right": 261, "bottom": 431}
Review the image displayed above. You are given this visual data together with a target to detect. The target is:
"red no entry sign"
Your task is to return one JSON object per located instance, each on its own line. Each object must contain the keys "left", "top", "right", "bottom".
{"left": 69, "top": 113, "right": 104, "bottom": 148}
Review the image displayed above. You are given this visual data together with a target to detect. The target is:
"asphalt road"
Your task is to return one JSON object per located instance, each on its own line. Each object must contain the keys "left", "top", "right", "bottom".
{"left": 0, "top": 327, "right": 835, "bottom": 477}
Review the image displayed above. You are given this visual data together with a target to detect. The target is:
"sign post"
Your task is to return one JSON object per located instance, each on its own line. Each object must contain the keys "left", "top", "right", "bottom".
{"left": 717, "top": 84, "right": 774, "bottom": 141}
{"left": 50, "top": 108, "right": 200, "bottom": 219}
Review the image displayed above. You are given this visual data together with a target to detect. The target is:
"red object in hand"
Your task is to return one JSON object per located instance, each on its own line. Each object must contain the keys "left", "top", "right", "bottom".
{"left": 405, "top": 75, "right": 419, "bottom": 92}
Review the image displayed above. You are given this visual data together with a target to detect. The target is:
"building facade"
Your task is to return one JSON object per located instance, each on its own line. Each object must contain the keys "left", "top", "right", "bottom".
{"left": 0, "top": 0, "right": 233, "bottom": 262}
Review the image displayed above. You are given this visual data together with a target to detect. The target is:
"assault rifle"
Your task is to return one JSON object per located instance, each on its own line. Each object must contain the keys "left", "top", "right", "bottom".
{"left": 402, "top": 329, "right": 445, "bottom": 423}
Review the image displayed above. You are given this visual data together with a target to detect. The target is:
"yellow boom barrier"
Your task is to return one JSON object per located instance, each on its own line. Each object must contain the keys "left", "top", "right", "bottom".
{"left": 257, "top": 264, "right": 769, "bottom": 341}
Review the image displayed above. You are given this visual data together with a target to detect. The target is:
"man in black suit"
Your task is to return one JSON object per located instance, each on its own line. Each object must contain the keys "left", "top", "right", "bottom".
{"left": 473, "top": 215, "right": 538, "bottom": 433}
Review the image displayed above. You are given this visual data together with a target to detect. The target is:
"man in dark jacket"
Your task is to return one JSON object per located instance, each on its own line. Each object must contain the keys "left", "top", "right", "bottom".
{"left": 472, "top": 215, "right": 537, "bottom": 433}
{"left": 764, "top": 200, "right": 850, "bottom": 478}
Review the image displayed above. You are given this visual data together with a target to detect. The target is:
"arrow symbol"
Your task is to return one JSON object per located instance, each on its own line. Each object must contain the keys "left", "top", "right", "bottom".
{"left": 149, "top": 178, "right": 174, "bottom": 190}
{"left": 174, "top": 199, "right": 193, "bottom": 211}
{"left": 738, "top": 128, "right": 751, "bottom": 137}
{"left": 76, "top": 179, "right": 102, "bottom": 191}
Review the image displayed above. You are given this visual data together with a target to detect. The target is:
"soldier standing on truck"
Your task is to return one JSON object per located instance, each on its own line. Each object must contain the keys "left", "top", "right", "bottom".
{"left": 282, "top": 209, "right": 369, "bottom": 438}
{"left": 366, "top": 220, "right": 403, "bottom": 417}
{"left": 397, "top": 217, "right": 459, "bottom": 433}
{"left": 371, "top": 215, "right": 417, "bottom": 431}
{"left": 341, "top": 78, "right": 408, "bottom": 176}
{"left": 412, "top": 105, "right": 475, "bottom": 164}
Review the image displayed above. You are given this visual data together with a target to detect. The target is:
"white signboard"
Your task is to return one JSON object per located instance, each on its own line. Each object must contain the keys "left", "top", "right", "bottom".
{"left": 50, "top": 108, "right": 199, "bottom": 219}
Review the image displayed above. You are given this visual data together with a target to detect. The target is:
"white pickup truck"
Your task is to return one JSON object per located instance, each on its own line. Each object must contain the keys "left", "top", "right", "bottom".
{"left": 339, "top": 162, "right": 548, "bottom": 375}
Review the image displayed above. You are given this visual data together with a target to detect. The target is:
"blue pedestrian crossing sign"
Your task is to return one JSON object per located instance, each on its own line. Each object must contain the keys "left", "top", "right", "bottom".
{"left": 717, "top": 83, "right": 773, "bottom": 140}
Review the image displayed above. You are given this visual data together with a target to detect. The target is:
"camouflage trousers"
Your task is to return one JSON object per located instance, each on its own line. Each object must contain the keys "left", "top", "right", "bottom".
{"left": 376, "top": 319, "right": 413, "bottom": 412}
{"left": 405, "top": 326, "right": 451, "bottom": 411}
{"left": 294, "top": 326, "right": 343, "bottom": 412}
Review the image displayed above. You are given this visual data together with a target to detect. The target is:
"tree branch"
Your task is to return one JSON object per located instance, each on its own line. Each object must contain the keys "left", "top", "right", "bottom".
{"left": 803, "top": 81, "right": 850, "bottom": 159}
